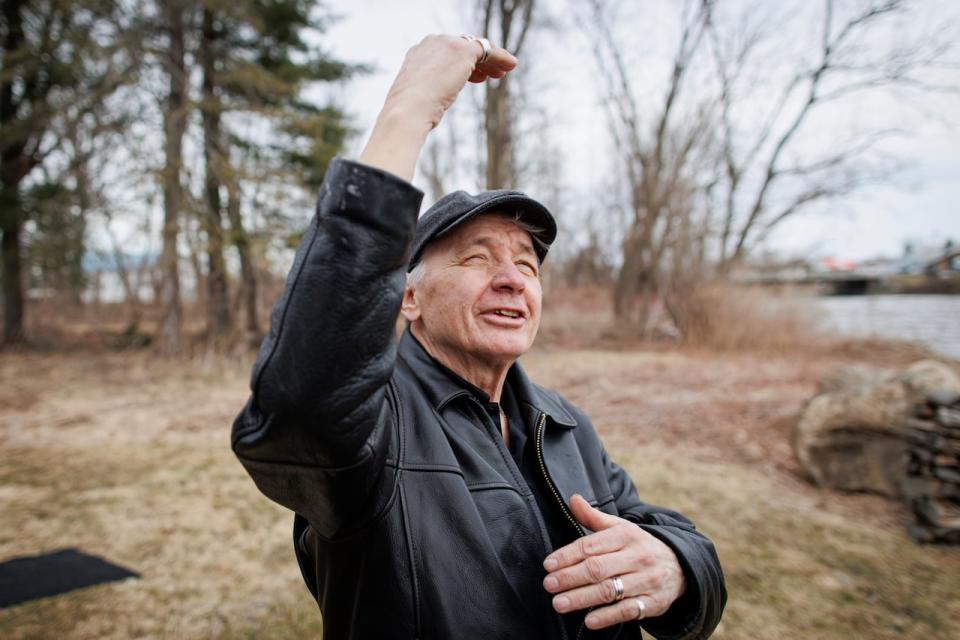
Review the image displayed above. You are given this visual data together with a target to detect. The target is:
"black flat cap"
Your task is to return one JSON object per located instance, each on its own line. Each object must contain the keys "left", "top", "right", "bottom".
{"left": 408, "top": 189, "right": 557, "bottom": 271}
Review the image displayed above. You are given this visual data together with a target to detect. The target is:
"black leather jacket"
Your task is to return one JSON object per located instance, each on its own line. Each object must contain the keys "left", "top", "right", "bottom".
{"left": 231, "top": 158, "right": 726, "bottom": 640}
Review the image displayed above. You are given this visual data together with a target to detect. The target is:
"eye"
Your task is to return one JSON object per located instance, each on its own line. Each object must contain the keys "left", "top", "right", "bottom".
{"left": 516, "top": 260, "right": 538, "bottom": 276}
{"left": 463, "top": 254, "right": 487, "bottom": 265}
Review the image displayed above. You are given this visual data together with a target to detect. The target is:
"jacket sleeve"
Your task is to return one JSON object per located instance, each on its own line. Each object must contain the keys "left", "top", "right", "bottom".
{"left": 606, "top": 451, "right": 727, "bottom": 640}
{"left": 231, "top": 157, "right": 423, "bottom": 538}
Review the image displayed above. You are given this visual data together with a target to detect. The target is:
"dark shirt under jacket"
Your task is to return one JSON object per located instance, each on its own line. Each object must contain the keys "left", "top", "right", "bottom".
{"left": 420, "top": 339, "right": 606, "bottom": 639}
{"left": 431, "top": 354, "right": 580, "bottom": 551}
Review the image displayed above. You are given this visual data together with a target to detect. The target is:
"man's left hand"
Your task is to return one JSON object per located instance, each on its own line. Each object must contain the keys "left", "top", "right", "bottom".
{"left": 542, "top": 494, "right": 686, "bottom": 630}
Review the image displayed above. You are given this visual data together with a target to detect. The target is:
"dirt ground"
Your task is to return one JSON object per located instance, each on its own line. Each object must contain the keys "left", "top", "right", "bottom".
{"left": 1, "top": 338, "right": 959, "bottom": 639}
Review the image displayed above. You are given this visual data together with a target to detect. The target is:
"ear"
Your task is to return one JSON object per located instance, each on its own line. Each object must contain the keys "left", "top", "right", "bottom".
{"left": 400, "top": 284, "right": 421, "bottom": 322}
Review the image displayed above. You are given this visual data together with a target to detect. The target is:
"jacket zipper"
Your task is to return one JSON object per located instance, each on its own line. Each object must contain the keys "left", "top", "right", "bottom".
{"left": 535, "top": 412, "right": 590, "bottom": 640}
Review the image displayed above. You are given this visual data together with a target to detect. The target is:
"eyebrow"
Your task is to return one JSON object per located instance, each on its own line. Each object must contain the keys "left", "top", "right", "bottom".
{"left": 461, "top": 235, "right": 537, "bottom": 259}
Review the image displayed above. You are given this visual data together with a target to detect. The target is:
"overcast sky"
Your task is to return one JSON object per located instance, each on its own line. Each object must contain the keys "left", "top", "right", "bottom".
{"left": 317, "top": 0, "right": 959, "bottom": 262}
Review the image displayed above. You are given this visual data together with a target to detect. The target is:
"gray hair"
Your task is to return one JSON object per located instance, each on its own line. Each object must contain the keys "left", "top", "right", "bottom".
{"left": 407, "top": 260, "right": 427, "bottom": 288}
{"left": 406, "top": 211, "right": 546, "bottom": 289}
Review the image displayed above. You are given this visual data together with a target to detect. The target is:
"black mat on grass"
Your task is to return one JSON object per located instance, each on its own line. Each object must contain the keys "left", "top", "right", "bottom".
{"left": 0, "top": 548, "right": 139, "bottom": 608}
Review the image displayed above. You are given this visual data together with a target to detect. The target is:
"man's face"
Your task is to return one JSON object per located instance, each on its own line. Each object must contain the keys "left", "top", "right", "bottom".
{"left": 402, "top": 213, "right": 543, "bottom": 370}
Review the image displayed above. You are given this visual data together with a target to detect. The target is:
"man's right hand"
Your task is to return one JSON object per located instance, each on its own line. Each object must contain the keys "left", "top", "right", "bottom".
{"left": 359, "top": 34, "right": 518, "bottom": 181}
{"left": 385, "top": 34, "right": 518, "bottom": 131}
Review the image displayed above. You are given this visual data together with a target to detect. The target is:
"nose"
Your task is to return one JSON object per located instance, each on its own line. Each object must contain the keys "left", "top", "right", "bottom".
{"left": 490, "top": 260, "right": 525, "bottom": 293}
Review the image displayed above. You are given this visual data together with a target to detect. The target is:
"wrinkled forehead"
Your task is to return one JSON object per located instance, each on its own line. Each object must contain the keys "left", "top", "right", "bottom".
{"left": 435, "top": 212, "right": 537, "bottom": 257}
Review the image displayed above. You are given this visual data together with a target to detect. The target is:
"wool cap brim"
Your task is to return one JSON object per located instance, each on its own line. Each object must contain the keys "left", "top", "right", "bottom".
{"left": 408, "top": 189, "right": 557, "bottom": 271}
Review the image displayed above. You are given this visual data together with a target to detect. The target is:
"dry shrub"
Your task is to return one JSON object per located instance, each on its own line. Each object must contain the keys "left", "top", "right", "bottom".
{"left": 537, "top": 283, "right": 817, "bottom": 351}
{"left": 536, "top": 285, "right": 636, "bottom": 349}
{"left": 669, "top": 282, "right": 814, "bottom": 351}
{"left": 20, "top": 298, "right": 267, "bottom": 355}
{"left": 535, "top": 305, "right": 628, "bottom": 349}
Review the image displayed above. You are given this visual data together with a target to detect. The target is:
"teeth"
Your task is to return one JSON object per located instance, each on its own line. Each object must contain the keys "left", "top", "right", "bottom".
{"left": 495, "top": 310, "right": 520, "bottom": 318}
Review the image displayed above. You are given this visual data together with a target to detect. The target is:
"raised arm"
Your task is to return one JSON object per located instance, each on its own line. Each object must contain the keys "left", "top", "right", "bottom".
{"left": 231, "top": 35, "right": 517, "bottom": 535}
{"left": 359, "top": 34, "right": 517, "bottom": 181}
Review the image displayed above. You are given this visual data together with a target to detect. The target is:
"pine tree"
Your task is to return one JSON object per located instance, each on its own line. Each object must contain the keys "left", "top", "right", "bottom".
{"left": 1, "top": 0, "right": 131, "bottom": 344}
{"left": 196, "top": 0, "right": 360, "bottom": 345}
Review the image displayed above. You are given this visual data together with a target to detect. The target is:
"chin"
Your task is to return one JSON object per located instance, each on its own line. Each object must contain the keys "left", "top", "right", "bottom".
{"left": 478, "top": 335, "right": 535, "bottom": 362}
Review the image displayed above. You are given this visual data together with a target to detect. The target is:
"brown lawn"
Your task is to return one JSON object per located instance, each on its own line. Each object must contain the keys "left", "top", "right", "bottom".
{"left": 1, "top": 337, "right": 958, "bottom": 639}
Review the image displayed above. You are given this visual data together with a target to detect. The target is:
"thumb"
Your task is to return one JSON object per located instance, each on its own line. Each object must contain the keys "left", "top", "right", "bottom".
{"left": 569, "top": 494, "right": 621, "bottom": 532}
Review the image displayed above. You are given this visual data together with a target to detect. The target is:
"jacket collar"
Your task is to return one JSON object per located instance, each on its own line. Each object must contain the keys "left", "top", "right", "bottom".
{"left": 398, "top": 328, "right": 577, "bottom": 429}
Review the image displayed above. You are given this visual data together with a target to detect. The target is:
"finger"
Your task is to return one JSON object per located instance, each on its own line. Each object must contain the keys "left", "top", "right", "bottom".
{"left": 584, "top": 597, "right": 650, "bottom": 631}
{"left": 478, "top": 45, "right": 518, "bottom": 72}
{"left": 468, "top": 69, "right": 488, "bottom": 83}
{"left": 544, "top": 524, "right": 630, "bottom": 572}
{"left": 544, "top": 547, "right": 633, "bottom": 594}
{"left": 549, "top": 567, "right": 638, "bottom": 613}
{"left": 569, "top": 494, "right": 623, "bottom": 533}
{"left": 460, "top": 36, "right": 517, "bottom": 70}
{"left": 551, "top": 569, "right": 670, "bottom": 615}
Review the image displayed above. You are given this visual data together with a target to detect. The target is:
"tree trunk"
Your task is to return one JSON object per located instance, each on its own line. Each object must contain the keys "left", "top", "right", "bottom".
{"left": 1, "top": 0, "right": 26, "bottom": 345}
{"left": 480, "top": 0, "right": 534, "bottom": 190}
{"left": 484, "top": 76, "right": 514, "bottom": 189}
{"left": 1, "top": 196, "right": 24, "bottom": 345}
{"left": 156, "top": 0, "right": 187, "bottom": 355}
{"left": 186, "top": 229, "right": 205, "bottom": 310}
{"left": 105, "top": 221, "right": 142, "bottom": 334}
{"left": 613, "top": 231, "right": 644, "bottom": 325}
{"left": 200, "top": 8, "right": 230, "bottom": 340}
{"left": 225, "top": 180, "right": 260, "bottom": 345}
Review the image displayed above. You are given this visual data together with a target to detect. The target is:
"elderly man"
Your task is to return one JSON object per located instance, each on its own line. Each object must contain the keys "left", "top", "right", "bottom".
{"left": 232, "top": 35, "right": 725, "bottom": 639}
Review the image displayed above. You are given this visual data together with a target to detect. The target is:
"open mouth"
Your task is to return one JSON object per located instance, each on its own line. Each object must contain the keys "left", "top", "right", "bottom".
{"left": 493, "top": 309, "right": 522, "bottom": 319}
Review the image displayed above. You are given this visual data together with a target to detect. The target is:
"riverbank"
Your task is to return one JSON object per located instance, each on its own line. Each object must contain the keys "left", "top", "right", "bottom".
{"left": 1, "top": 340, "right": 958, "bottom": 639}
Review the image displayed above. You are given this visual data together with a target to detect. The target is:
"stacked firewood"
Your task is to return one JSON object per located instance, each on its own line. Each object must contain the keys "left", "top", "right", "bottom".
{"left": 904, "top": 390, "right": 960, "bottom": 544}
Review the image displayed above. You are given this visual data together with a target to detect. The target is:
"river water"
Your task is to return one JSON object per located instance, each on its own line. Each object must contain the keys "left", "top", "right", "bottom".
{"left": 809, "top": 294, "right": 960, "bottom": 359}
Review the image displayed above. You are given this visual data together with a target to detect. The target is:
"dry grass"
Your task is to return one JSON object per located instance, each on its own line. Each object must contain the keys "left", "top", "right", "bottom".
{"left": 539, "top": 284, "right": 941, "bottom": 359}
{"left": 539, "top": 284, "right": 826, "bottom": 354}
{"left": 614, "top": 448, "right": 960, "bottom": 639}
{"left": 0, "top": 352, "right": 321, "bottom": 639}
{"left": 669, "top": 284, "right": 816, "bottom": 351}
{"left": 1, "top": 341, "right": 958, "bottom": 639}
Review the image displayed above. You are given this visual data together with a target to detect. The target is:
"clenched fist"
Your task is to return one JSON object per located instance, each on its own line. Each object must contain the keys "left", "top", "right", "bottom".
{"left": 359, "top": 34, "right": 518, "bottom": 181}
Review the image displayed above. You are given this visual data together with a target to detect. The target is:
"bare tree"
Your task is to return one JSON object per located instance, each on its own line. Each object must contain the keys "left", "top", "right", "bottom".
{"left": 582, "top": 0, "right": 957, "bottom": 333}
{"left": 83, "top": 91, "right": 159, "bottom": 338}
{"left": 100, "top": 208, "right": 144, "bottom": 326}
{"left": 156, "top": 0, "right": 188, "bottom": 355}
{"left": 707, "top": 0, "right": 956, "bottom": 270}
{"left": 420, "top": 132, "right": 454, "bottom": 203}
{"left": 225, "top": 177, "right": 260, "bottom": 346}
{"left": 480, "top": 0, "right": 535, "bottom": 189}
{"left": 584, "top": 0, "right": 716, "bottom": 327}
{"left": 199, "top": 6, "right": 231, "bottom": 339}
